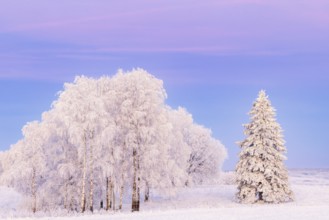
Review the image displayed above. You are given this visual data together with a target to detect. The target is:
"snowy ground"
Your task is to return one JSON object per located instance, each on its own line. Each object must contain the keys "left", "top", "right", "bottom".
{"left": 1, "top": 169, "right": 329, "bottom": 220}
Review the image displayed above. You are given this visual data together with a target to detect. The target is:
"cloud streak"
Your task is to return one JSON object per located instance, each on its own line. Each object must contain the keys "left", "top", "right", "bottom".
{"left": 1, "top": 0, "right": 328, "bottom": 53}
{"left": 0, "top": 0, "right": 329, "bottom": 84}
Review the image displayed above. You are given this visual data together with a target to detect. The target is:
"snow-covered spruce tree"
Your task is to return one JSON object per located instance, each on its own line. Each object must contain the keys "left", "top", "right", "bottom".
{"left": 236, "top": 90, "right": 293, "bottom": 204}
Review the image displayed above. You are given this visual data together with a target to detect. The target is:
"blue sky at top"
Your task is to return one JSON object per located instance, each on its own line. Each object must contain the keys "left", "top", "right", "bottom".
{"left": 0, "top": 0, "right": 329, "bottom": 170}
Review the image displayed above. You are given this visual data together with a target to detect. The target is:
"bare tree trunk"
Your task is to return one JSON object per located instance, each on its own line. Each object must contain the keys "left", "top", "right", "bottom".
{"left": 106, "top": 176, "right": 114, "bottom": 211}
{"left": 131, "top": 148, "right": 140, "bottom": 212}
{"left": 137, "top": 154, "right": 140, "bottom": 207}
{"left": 64, "top": 180, "right": 68, "bottom": 210}
{"left": 80, "top": 133, "right": 87, "bottom": 213}
{"left": 31, "top": 167, "right": 37, "bottom": 213}
{"left": 89, "top": 139, "right": 94, "bottom": 213}
{"left": 119, "top": 179, "right": 124, "bottom": 210}
{"left": 69, "top": 195, "right": 74, "bottom": 211}
{"left": 131, "top": 178, "right": 138, "bottom": 211}
{"left": 112, "top": 184, "right": 115, "bottom": 211}
{"left": 118, "top": 140, "right": 126, "bottom": 211}
{"left": 106, "top": 177, "right": 109, "bottom": 210}
{"left": 110, "top": 182, "right": 114, "bottom": 210}
{"left": 144, "top": 182, "right": 150, "bottom": 202}
{"left": 137, "top": 176, "right": 140, "bottom": 205}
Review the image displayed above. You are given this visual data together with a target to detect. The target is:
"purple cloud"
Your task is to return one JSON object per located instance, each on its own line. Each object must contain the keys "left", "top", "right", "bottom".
{"left": 0, "top": 0, "right": 327, "bottom": 55}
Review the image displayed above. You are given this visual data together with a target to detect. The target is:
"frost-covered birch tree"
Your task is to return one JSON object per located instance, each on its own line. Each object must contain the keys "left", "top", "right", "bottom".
{"left": 186, "top": 124, "right": 226, "bottom": 185}
{"left": 170, "top": 107, "right": 227, "bottom": 186}
{"left": 0, "top": 121, "right": 49, "bottom": 212}
{"left": 53, "top": 76, "right": 102, "bottom": 212}
{"left": 236, "top": 90, "right": 293, "bottom": 204}
{"left": 94, "top": 76, "right": 117, "bottom": 211}
{"left": 110, "top": 69, "right": 172, "bottom": 212}
{"left": 0, "top": 68, "right": 228, "bottom": 213}
{"left": 166, "top": 108, "right": 191, "bottom": 188}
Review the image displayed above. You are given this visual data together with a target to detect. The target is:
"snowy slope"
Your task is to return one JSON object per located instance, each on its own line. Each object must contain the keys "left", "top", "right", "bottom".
{"left": 1, "top": 169, "right": 329, "bottom": 220}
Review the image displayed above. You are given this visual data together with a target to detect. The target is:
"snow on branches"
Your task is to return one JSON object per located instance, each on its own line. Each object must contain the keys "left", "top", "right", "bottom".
{"left": 0, "top": 69, "right": 227, "bottom": 213}
{"left": 236, "top": 90, "right": 293, "bottom": 204}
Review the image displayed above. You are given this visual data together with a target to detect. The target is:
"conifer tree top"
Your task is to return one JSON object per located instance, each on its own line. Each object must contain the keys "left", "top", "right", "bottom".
{"left": 258, "top": 90, "right": 266, "bottom": 99}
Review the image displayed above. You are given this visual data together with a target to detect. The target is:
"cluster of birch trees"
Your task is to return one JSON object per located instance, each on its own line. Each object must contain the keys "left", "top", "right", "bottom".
{"left": 0, "top": 69, "right": 227, "bottom": 213}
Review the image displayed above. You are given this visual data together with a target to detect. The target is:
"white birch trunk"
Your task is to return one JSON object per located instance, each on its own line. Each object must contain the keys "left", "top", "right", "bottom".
{"left": 89, "top": 136, "right": 94, "bottom": 212}
{"left": 144, "top": 181, "right": 150, "bottom": 202}
{"left": 112, "top": 183, "right": 115, "bottom": 211}
{"left": 80, "top": 133, "right": 87, "bottom": 213}
{"left": 31, "top": 167, "right": 37, "bottom": 213}
{"left": 131, "top": 148, "right": 140, "bottom": 212}
{"left": 64, "top": 180, "right": 68, "bottom": 210}
{"left": 119, "top": 178, "right": 124, "bottom": 210}
{"left": 106, "top": 177, "right": 110, "bottom": 210}
{"left": 106, "top": 176, "right": 114, "bottom": 211}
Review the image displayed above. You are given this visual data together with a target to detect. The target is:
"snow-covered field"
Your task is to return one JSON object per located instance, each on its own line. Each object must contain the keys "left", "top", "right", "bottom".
{"left": 1, "top": 169, "right": 329, "bottom": 220}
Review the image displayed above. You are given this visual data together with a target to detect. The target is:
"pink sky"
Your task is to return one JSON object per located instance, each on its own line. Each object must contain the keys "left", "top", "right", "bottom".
{"left": 1, "top": 0, "right": 328, "bottom": 55}
{"left": 0, "top": 0, "right": 329, "bottom": 169}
